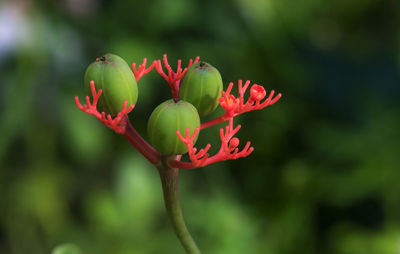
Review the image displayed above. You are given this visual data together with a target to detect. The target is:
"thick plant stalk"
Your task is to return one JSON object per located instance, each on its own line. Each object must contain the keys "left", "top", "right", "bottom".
{"left": 157, "top": 158, "right": 201, "bottom": 254}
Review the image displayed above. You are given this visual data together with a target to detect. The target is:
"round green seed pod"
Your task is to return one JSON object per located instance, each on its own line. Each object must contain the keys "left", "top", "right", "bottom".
{"left": 147, "top": 99, "right": 200, "bottom": 155}
{"left": 84, "top": 53, "right": 138, "bottom": 116}
{"left": 179, "top": 61, "right": 223, "bottom": 116}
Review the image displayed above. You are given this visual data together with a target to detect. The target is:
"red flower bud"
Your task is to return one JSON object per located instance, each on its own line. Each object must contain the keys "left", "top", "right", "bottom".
{"left": 249, "top": 85, "right": 266, "bottom": 102}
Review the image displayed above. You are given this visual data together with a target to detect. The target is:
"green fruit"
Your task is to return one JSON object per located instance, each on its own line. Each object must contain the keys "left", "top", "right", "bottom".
{"left": 84, "top": 53, "right": 138, "bottom": 116}
{"left": 179, "top": 61, "right": 223, "bottom": 116}
{"left": 147, "top": 99, "right": 200, "bottom": 155}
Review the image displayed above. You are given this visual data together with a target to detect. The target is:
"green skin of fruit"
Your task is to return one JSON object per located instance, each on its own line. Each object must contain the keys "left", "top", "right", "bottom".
{"left": 179, "top": 61, "right": 223, "bottom": 117}
{"left": 148, "top": 99, "right": 200, "bottom": 155}
{"left": 84, "top": 53, "right": 138, "bottom": 116}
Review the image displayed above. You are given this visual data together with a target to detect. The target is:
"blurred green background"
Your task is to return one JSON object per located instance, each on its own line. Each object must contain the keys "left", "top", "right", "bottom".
{"left": 1, "top": 0, "right": 399, "bottom": 253}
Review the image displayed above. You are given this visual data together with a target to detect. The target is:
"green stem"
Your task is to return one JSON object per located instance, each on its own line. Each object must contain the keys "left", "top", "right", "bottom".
{"left": 157, "top": 158, "right": 201, "bottom": 254}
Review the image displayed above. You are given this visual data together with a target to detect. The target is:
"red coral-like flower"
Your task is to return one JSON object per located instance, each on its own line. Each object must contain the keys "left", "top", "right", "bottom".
{"left": 219, "top": 94, "right": 239, "bottom": 116}
{"left": 171, "top": 118, "right": 254, "bottom": 169}
{"left": 74, "top": 81, "right": 134, "bottom": 134}
{"left": 155, "top": 54, "right": 200, "bottom": 99}
{"left": 201, "top": 80, "right": 282, "bottom": 129}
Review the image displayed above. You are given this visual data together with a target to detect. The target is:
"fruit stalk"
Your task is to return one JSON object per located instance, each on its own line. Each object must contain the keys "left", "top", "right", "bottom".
{"left": 123, "top": 117, "right": 160, "bottom": 164}
{"left": 157, "top": 157, "right": 201, "bottom": 254}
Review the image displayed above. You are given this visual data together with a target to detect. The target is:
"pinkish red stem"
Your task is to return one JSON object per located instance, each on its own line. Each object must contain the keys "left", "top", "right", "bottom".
{"left": 200, "top": 113, "right": 230, "bottom": 130}
{"left": 123, "top": 117, "right": 161, "bottom": 164}
{"left": 75, "top": 81, "right": 161, "bottom": 165}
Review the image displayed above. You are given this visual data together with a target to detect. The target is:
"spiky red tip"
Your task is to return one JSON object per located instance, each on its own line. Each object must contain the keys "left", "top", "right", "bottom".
{"left": 154, "top": 54, "right": 200, "bottom": 99}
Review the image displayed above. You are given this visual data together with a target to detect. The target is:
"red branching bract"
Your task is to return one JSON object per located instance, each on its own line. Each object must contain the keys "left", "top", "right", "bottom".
{"left": 155, "top": 54, "right": 200, "bottom": 99}
{"left": 171, "top": 118, "right": 254, "bottom": 169}
{"left": 75, "top": 80, "right": 160, "bottom": 163}
{"left": 201, "top": 80, "right": 282, "bottom": 129}
{"left": 75, "top": 81, "right": 134, "bottom": 134}
{"left": 132, "top": 58, "right": 157, "bottom": 81}
{"left": 171, "top": 80, "right": 281, "bottom": 168}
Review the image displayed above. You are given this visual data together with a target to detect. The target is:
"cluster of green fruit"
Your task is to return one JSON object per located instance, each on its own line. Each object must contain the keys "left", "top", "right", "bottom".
{"left": 84, "top": 54, "right": 223, "bottom": 155}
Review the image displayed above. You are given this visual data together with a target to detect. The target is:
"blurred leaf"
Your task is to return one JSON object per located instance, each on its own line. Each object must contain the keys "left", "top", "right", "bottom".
{"left": 52, "top": 243, "right": 83, "bottom": 254}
